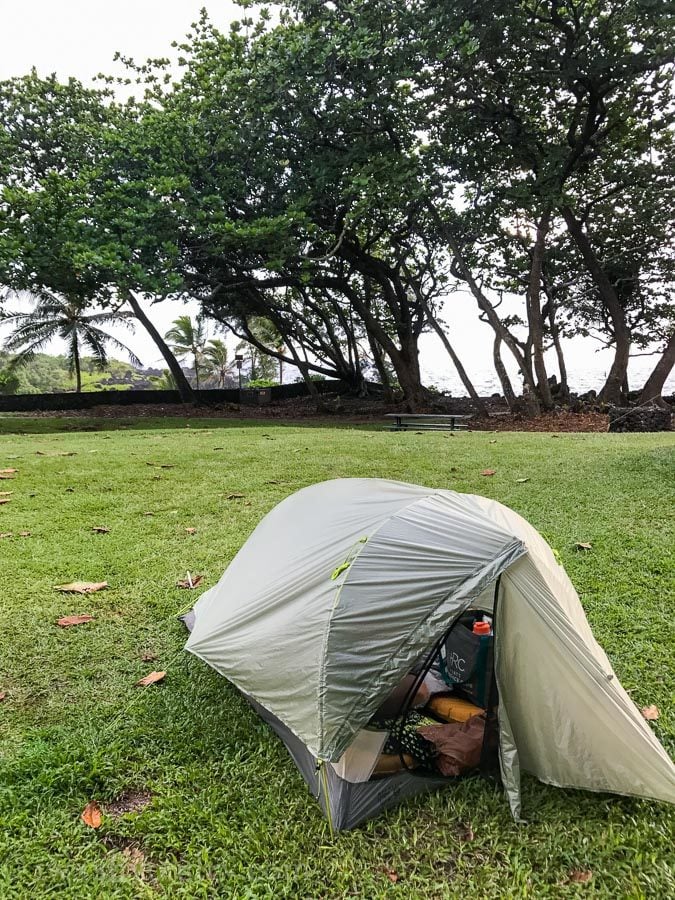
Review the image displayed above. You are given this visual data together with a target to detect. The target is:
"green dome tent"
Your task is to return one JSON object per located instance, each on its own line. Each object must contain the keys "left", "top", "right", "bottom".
{"left": 185, "top": 478, "right": 675, "bottom": 830}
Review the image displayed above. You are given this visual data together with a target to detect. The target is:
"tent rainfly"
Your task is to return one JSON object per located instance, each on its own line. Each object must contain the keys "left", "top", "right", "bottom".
{"left": 185, "top": 478, "right": 675, "bottom": 830}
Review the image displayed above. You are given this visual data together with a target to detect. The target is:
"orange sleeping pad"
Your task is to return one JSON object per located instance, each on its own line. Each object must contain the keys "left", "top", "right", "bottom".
{"left": 372, "top": 752, "right": 418, "bottom": 776}
{"left": 427, "top": 694, "right": 485, "bottom": 723}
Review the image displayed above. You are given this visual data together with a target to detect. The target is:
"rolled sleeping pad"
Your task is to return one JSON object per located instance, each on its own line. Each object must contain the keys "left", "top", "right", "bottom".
{"left": 428, "top": 694, "right": 485, "bottom": 723}
{"left": 372, "top": 752, "right": 418, "bottom": 776}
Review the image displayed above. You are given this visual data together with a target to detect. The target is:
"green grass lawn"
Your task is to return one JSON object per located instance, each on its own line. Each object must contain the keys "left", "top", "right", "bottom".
{"left": 0, "top": 417, "right": 673, "bottom": 899}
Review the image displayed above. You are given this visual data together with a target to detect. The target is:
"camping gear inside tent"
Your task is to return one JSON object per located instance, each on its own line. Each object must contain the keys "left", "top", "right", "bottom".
{"left": 184, "top": 478, "right": 675, "bottom": 830}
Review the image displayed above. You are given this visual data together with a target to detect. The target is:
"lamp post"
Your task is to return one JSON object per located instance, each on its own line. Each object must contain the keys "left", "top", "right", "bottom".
{"left": 235, "top": 353, "right": 244, "bottom": 402}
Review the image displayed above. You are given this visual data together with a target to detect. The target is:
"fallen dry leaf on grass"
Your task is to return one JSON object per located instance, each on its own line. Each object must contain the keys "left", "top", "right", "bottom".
{"left": 0, "top": 498, "right": 10, "bottom": 504}
{"left": 0, "top": 468, "right": 18, "bottom": 475}
{"left": 136, "top": 671, "right": 166, "bottom": 687}
{"left": 185, "top": 527, "right": 197, "bottom": 534}
{"left": 0, "top": 691, "right": 6, "bottom": 702}
{"left": 141, "top": 651, "right": 158, "bottom": 662}
{"left": 516, "top": 477, "right": 530, "bottom": 483}
{"left": 489, "top": 439, "right": 497, "bottom": 444}
{"left": 176, "top": 574, "right": 204, "bottom": 589}
{"left": 146, "top": 462, "right": 175, "bottom": 469}
{"left": 226, "top": 492, "right": 245, "bottom": 500}
{"left": 383, "top": 867, "right": 399, "bottom": 884}
{"left": 81, "top": 801, "right": 102, "bottom": 829}
{"left": 19, "top": 531, "right": 31, "bottom": 537}
{"left": 91, "top": 526, "right": 110, "bottom": 534}
{"left": 575, "top": 541, "right": 593, "bottom": 551}
{"left": 57, "top": 615, "right": 95, "bottom": 628}
{"left": 54, "top": 581, "right": 108, "bottom": 594}
{"left": 0, "top": 491, "right": 13, "bottom": 496}
{"left": 567, "top": 869, "right": 593, "bottom": 884}
{"left": 481, "top": 469, "right": 496, "bottom": 476}
{"left": 641, "top": 705, "right": 660, "bottom": 721}
{"left": 0, "top": 532, "right": 13, "bottom": 539}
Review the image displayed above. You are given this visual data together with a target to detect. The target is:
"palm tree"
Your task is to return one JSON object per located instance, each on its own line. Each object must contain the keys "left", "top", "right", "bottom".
{"left": 149, "top": 369, "right": 177, "bottom": 390}
{"left": 235, "top": 317, "right": 282, "bottom": 383}
{"left": 1, "top": 295, "right": 141, "bottom": 392}
{"left": 202, "top": 339, "right": 231, "bottom": 388}
{"left": 164, "top": 315, "right": 208, "bottom": 388}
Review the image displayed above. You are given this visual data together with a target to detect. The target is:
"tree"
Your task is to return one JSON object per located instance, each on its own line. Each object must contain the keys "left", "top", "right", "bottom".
{"left": 202, "top": 339, "right": 232, "bottom": 388}
{"left": 0, "top": 368, "right": 20, "bottom": 395}
{"left": 234, "top": 318, "right": 282, "bottom": 384}
{"left": 164, "top": 315, "right": 208, "bottom": 388}
{"left": 0, "top": 72, "right": 197, "bottom": 402}
{"left": 149, "top": 369, "right": 178, "bottom": 390}
{"left": 1, "top": 295, "right": 140, "bottom": 392}
{"left": 420, "top": 0, "right": 675, "bottom": 406}
{"left": 639, "top": 332, "right": 675, "bottom": 407}
{"left": 118, "top": 9, "right": 451, "bottom": 409}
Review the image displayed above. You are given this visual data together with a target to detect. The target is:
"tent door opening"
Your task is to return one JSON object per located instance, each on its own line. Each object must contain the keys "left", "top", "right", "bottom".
{"left": 365, "top": 577, "right": 502, "bottom": 784}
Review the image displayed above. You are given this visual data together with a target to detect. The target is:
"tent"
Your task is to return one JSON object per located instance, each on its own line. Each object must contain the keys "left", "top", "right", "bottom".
{"left": 185, "top": 478, "right": 675, "bottom": 829}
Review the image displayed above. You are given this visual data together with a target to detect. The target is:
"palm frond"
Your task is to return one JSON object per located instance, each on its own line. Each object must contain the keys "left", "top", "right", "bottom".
{"left": 84, "top": 326, "right": 142, "bottom": 369}
{"left": 6, "top": 336, "right": 57, "bottom": 369}
{"left": 3, "top": 320, "right": 62, "bottom": 352}
{"left": 80, "top": 329, "right": 109, "bottom": 369}
{"left": 83, "top": 310, "right": 137, "bottom": 333}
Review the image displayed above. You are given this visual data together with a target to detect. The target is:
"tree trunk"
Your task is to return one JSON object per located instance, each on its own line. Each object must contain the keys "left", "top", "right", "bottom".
{"left": 493, "top": 334, "right": 518, "bottom": 409}
{"left": 336, "top": 280, "right": 426, "bottom": 410}
{"left": 561, "top": 206, "right": 631, "bottom": 405}
{"left": 283, "top": 338, "right": 330, "bottom": 412}
{"left": 546, "top": 297, "right": 570, "bottom": 401}
{"left": 394, "top": 336, "right": 427, "bottom": 412}
{"left": 367, "top": 334, "right": 395, "bottom": 402}
{"left": 443, "top": 232, "right": 540, "bottom": 413}
{"left": 424, "top": 303, "right": 488, "bottom": 415}
{"left": 526, "top": 211, "right": 554, "bottom": 409}
{"left": 123, "top": 291, "right": 195, "bottom": 403}
{"left": 73, "top": 336, "right": 82, "bottom": 393}
{"left": 639, "top": 331, "right": 675, "bottom": 407}
{"left": 620, "top": 373, "right": 630, "bottom": 406}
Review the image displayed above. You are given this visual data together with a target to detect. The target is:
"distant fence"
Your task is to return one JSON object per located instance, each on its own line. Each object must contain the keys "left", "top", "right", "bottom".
{"left": 0, "top": 379, "right": 349, "bottom": 413}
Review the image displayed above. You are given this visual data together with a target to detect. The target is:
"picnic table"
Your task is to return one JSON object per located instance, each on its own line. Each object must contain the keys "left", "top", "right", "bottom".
{"left": 385, "top": 413, "right": 473, "bottom": 432}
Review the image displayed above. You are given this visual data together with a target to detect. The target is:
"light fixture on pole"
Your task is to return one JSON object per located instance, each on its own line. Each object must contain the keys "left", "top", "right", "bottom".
{"left": 234, "top": 354, "right": 244, "bottom": 398}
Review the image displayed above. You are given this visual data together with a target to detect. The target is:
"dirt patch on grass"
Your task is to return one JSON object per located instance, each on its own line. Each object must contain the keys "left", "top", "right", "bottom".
{"left": 103, "top": 789, "right": 153, "bottom": 818}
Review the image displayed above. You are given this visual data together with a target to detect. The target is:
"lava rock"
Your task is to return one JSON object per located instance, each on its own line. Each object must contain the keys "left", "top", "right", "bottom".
{"left": 608, "top": 405, "right": 672, "bottom": 433}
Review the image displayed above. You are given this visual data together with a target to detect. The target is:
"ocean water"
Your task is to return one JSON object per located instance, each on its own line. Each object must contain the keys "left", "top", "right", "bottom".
{"left": 418, "top": 327, "right": 674, "bottom": 399}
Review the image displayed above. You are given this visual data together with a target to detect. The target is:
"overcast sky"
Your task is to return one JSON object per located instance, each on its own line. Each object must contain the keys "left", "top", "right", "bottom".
{"left": 0, "top": 1, "right": 669, "bottom": 393}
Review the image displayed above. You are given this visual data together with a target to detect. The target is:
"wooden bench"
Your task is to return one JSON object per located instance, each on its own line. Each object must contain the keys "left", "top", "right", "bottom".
{"left": 384, "top": 413, "right": 473, "bottom": 432}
